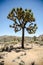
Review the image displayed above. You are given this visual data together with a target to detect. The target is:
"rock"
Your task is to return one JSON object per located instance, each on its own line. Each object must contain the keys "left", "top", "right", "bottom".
{"left": 15, "top": 49, "right": 20, "bottom": 52}
{"left": 19, "top": 60, "right": 25, "bottom": 65}
{"left": 12, "top": 60, "right": 15, "bottom": 62}
{"left": 24, "top": 52, "right": 26, "bottom": 55}
{"left": 17, "top": 56, "right": 20, "bottom": 59}
{"left": 20, "top": 54, "right": 23, "bottom": 56}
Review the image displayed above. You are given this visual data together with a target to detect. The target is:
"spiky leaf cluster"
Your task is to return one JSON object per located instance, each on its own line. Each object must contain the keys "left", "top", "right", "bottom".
{"left": 26, "top": 23, "right": 37, "bottom": 34}
{"left": 7, "top": 7, "right": 37, "bottom": 33}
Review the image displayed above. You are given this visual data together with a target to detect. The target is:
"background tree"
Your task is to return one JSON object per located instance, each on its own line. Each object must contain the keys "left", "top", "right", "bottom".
{"left": 7, "top": 7, "right": 37, "bottom": 49}
{"left": 34, "top": 36, "right": 37, "bottom": 41}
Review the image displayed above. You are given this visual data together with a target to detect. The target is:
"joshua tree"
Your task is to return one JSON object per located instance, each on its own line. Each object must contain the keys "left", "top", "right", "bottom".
{"left": 7, "top": 7, "right": 37, "bottom": 49}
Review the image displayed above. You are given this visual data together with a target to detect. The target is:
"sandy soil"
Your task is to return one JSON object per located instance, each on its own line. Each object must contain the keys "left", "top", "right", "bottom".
{"left": 0, "top": 43, "right": 43, "bottom": 65}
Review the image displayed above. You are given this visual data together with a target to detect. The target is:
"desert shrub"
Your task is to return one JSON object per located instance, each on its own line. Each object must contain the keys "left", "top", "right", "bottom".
{"left": 5, "top": 46, "right": 9, "bottom": 51}
{"left": 10, "top": 45, "right": 13, "bottom": 50}
{"left": 0, "top": 56, "right": 3, "bottom": 59}
{"left": 17, "top": 39, "right": 20, "bottom": 42}
{"left": 0, "top": 61, "right": 4, "bottom": 65}
{"left": 30, "top": 40, "right": 34, "bottom": 43}
{"left": 13, "top": 38, "right": 17, "bottom": 41}
{"left": 41, "top": 38, "right": 43, "bottom": 41}
{"left": 0, "top": 44, "right": 5, "bottom": 52}
{"left": 14, "top": 41, "right": 18, "bottom": 44}
{"left": 10, "top": 40, "right": 18, "bottom": 45}
{"left": 39, "top": 41, "right": 43, "bottom": 46}
{"left": 10, "top": 41, "right": 15, "bottom": 44}
{"left": 35, "top": 41, "right": 39, "bottom": 44}
{"left": 1, "top": 48, "right": 5, "bottom": 52}
{"left": 4, "top": 38, "right": 7, "bottom": 42}
{"left": 4, "top": 46, "right": 11, "bottom": 52}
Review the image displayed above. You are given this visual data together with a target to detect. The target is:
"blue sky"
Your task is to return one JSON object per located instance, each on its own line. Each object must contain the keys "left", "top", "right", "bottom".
{"left": 0, "top": 0, "right": 43, "bottom": 37}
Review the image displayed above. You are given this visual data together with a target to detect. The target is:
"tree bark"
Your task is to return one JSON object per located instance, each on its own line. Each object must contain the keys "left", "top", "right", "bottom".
{"left": 21, "top": 28, "right": 24, "bottom": 49}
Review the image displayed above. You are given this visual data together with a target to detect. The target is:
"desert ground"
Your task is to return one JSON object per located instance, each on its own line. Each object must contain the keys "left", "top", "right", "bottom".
{"left": 0, "top": 43, "right": 43, "bottom": 65}
{"left": 0, "top": 35, "right": 43, "bottom": 65}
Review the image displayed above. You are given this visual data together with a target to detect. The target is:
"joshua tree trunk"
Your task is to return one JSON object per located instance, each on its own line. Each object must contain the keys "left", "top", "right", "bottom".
{"left": 21, "top": 28, "right": 24, "bottom": 49}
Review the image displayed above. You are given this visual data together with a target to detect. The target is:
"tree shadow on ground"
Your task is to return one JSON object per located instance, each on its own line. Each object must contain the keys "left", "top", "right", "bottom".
{"left": 13, "top": 47, "right": 32, "bottom": 53}
{"left": 0, "top": 46, "right": 32, "bottom": 53}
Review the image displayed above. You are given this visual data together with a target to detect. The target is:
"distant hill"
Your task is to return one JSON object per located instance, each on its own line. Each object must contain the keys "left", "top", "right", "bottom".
{"left": 0, "top": 35, "right": 43, "bottom": 42}
{"left": 0, "top": 35, "right": 20, "bottom": 42}
{"left": 0, "top": 35, "right": 32, "bottom": 42}
{"left": 38, "top": 35, "right": 43, "bottom": 41}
